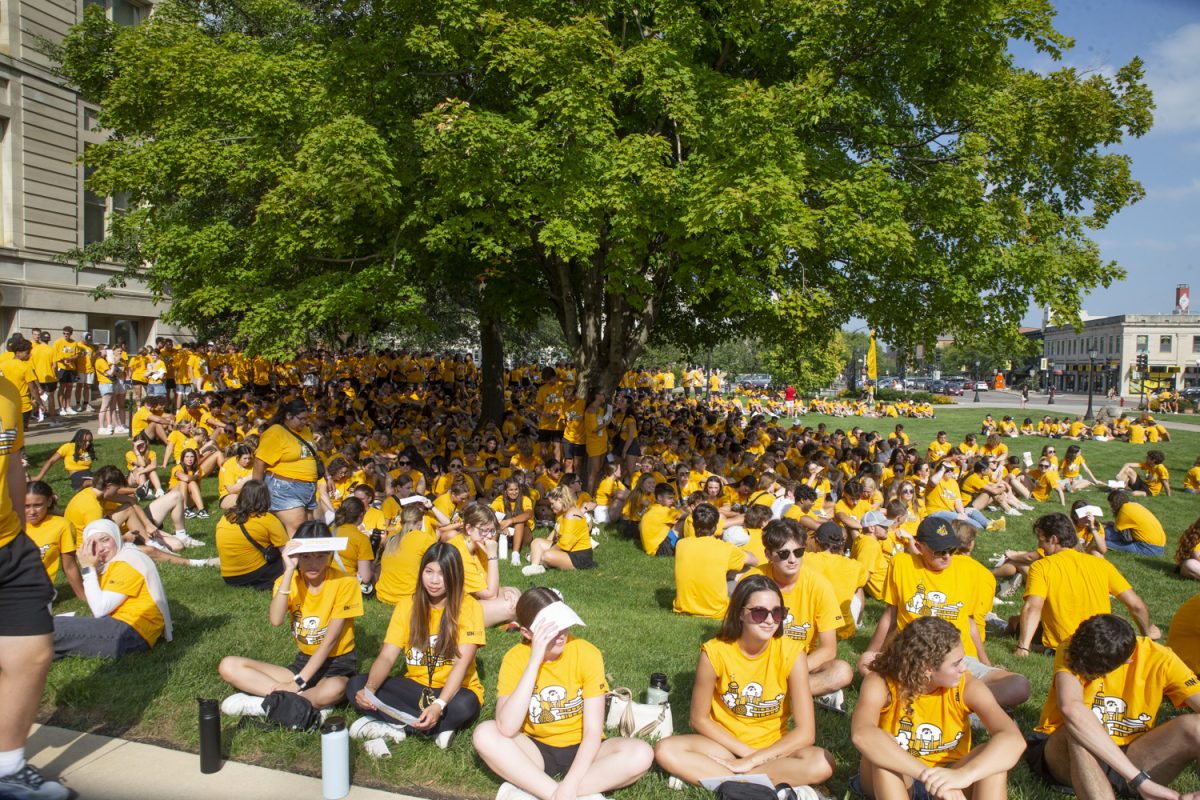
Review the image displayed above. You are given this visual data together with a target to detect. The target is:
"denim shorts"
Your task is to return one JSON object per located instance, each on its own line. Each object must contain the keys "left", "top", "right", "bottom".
{"left": 99, "top": 383, "right": 115, "bottom": 396}
{"left": 146, "top": 384, "right": 167, "bottom": 396}
{"left": 266, "top": 472, "right": 318, "bottom": 511}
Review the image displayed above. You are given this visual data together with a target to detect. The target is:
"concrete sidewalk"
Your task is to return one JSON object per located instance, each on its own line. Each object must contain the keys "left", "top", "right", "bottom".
{"left": 26, "top": 724, "right": 424, "bottom": 800}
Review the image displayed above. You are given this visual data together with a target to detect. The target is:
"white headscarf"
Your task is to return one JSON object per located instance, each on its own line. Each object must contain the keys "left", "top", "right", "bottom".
{"left": 83, "top": 519, "right": 174, "bottom": 642}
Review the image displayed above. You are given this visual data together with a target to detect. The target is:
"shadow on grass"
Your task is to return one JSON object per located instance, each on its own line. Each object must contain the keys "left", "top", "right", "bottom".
{"left": 46, "top": 603, "right": 231, "bottom": 738}
{"left": 1137, "top": 558, "right": 1182, "bottom": 579}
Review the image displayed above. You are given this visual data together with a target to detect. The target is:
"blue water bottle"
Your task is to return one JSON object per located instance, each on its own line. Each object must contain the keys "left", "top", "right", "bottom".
{"left": 321, "top": 715, "right": 350, "bottom": 799}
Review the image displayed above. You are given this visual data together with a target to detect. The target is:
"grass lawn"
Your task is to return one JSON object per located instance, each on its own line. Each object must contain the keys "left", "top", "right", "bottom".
{"left": 29, "top": 407, "right": 1200, "bottom": 799}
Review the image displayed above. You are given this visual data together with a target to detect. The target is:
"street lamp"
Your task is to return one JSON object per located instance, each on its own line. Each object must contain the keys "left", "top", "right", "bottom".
{"left": 973, "top": 360, "right": 981, "bottom": 403}
{"left": 1084, "top": 349, "right": 1098, "bottom": 422}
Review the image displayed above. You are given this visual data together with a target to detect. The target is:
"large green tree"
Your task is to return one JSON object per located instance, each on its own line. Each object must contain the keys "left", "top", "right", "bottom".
{"left": 59, "top": 0, "right": 1150, "bottom": 395}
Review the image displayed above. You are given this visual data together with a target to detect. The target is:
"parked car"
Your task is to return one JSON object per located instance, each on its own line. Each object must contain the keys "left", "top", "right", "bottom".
{"left": 928, "top": 379, "right": 946, "bottom": 394}
{"left": 943, "top": 380, "right": 965, "bottom": 396}
{"left": 736, "top": 373, "right": 772, "bottom": 390}
{"left": 906, "top": 377, "right": 929, "bottom": 391}
{"left": 974, "top": 381, "right": 989, "bottom": 391}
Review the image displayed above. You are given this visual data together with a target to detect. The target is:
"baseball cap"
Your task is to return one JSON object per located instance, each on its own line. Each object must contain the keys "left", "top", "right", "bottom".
{"left": 915, "top": 517, "right": 958, "bottom": 551}
{"left": 861, "top": 510, "right": 889, "bottom": 529}
{"left": 815, "top": 521, "right": 845, "bottom": 548}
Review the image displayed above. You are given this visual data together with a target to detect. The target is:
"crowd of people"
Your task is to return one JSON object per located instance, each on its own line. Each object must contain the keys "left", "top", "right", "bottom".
{"left": 4, "top": 339, "right": 1200, "bottom": 800}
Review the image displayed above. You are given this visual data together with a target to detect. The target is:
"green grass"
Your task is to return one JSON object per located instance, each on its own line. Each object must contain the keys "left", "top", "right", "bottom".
{"left": 29, "top": 408, "right": 1200, "bottom": 799}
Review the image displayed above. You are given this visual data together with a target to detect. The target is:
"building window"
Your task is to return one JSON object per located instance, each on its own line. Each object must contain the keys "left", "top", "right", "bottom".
{"left": 84, "top": 0, "right": 148, "bottom": 25}
{"left": 1193, "top": 335, "right": 1200, "bottom": 354}
{"left": 1137, "top": 335, "right": 1149, "bottom": 353}
{"left": 1160, "top": 335, "right": 1173, "bottom": 353}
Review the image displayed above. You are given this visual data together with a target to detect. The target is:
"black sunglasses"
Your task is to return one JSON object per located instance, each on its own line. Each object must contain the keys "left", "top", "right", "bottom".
{"left": 745, "top": 606, "right": 786, "bottom": 624}
{"left": 773, "top": 547, "right": 803, "bottom": 561}
{"left": 397, "top": 460, "right": 410, "bottom": 465}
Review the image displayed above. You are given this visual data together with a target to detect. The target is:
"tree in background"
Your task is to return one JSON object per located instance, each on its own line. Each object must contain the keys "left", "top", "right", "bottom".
{"left": 57, "top": 0, "right": 1151, "bottom": 398}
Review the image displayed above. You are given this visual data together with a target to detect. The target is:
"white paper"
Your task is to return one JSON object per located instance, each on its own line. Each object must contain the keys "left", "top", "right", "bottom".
{"left": 1075, "top": 505, "right": 1104, "bottom": 519}
{"left": 532, "top": 601, "right": 586, "bottom": 633}
{"left": 399, "top": 495, "right": 428, "bottom": 506}
{"left": 1107, "top": 480, "right": 1126, "bottom": 489}
{"left": 288, "top": 537, "right": 348, "bottom": 554}
{"left": 363, "top": 738, "right": 392, "bottom": 759}
{"left": 55, "top": 612, "right": 77, "bottom": 617}
{"left": 1022, "top": 452, "right": 1033, "bottom": 467}
{"left": 363, "top": 689, "right": 420, "bottom": 725}
{"left": 699, "top": 774, "right": 775, "bottom": 791}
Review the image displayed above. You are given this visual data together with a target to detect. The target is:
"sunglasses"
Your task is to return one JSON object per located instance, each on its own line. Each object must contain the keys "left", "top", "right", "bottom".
{"left": 744, "top": 606, "right": 786, "bottom": 624}
{"left": 773, "top": 547, "right": 803, "bottom": 561}
{"left": 930, "top": 548, "right": 956, "bottom": 558}
{"left": 901, "top": 488, "right": 915, "bottom": 494}
{"left": 450, "top": 463, "right": 463, "bottom": 468}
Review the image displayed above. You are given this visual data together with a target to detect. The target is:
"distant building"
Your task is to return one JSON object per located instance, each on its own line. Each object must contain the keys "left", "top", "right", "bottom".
{"left": 1040, "top": 313, "right": 1200, "bottom": 396}
{"left": 0, "top": 0, "right": 189, "bottom": 349}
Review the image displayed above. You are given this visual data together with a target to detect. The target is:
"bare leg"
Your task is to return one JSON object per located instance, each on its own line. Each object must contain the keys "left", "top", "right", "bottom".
{"left": 273, "top": 506, "right": 310, "bottom": 537}
{"left": 810, "top": 659, "right": 854, "bottom": 697}
{"left": 0, "top": 635, "right": 53, "bottom": 751}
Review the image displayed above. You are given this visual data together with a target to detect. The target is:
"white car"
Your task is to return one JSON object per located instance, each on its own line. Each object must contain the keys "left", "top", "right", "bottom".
{"left": 974, "top": 381, "right": 989, "bottom": 391}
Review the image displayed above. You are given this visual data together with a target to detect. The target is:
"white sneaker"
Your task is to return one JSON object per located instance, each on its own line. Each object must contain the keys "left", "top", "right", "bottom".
{"left": 999, "top": 573, "right": 1024, "bottom": 598}
{"left": 221, "top": 692, "right": 266, "bottom": 717}
{"left": 154, "top": 488, "right": 164, "bottom": 498}
{"left": 349, "top": 716, "right": 406, "bottom": 743}
{"left": 434, "top": 730, "right": 454, "bottom": 750}
{"left": 590, "top": 537, "right": 599, "bottom": 550}
{"left": 144, "top": 538, "right": 173, "bottom": 554}
{"left": 510, "top": 552, "right": 522, "bottom": 566}
{"left": 178, "top": 533, "right": 206, "bottom": 548}
{"left": 667, "top": 776, "right": 686, "bottom": 791}
{"left": 114, "top": 426, "right": 130, "bottom": 434}
{"left": 96, "top": 427, "right": 113, "bottom": 436}
{"left": 814, "top": 689, "right": 846, "bottom": 713}
{"left": 64, "top": 407, "right": 77, "bottom": 416}
{"left": 521, "top": 564, "right": 546, "bottom": 577}
{"left": 985, "top": 612, "right": 1009, "bottom": 633}
{"left": 495, "top": 783, "right": 539, "bottom": 800}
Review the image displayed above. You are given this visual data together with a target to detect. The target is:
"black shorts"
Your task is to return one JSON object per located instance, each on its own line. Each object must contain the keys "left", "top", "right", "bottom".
{"left": 0, "top": 533, "right": 56, "bottom": 636}
{"left": 1024, "top": 732, "right": 1135, "bottom": 797}
{"left": 42, "top": 380, "right": 57, "bottom": 393}
{"left": 567, "top": 548, "right": 596, "bottom": 570}
{"left": 532, "top": 739, "right": 580, "bottom": 778}
{"left": 655, "top": 537, "right": 675, "bottom": 558}
{"left": 22, "top": 410, "right": 31, "bottom": 428}
{"left": 537, "top": 428, "right": 563, "bottom": 444}
{"left": 223, "top": 559, "right": 285, "bottom": 591}
{"left": 69, "top": 470, "right": 95, "bottom": 490}
{"left": 164, "top": 379, "right": 176, "bottom": 389}
{"left": 289, "top": 650, "right": 359, "bottom": 683}
{"left": 562, "top": 440, "right": 586, "bottom": 460}
{"left": 57, "top": 369, "right": 78, "bottom": 384}
{"left": 1130, "top": 475, "right": 1149, "bottom": 494}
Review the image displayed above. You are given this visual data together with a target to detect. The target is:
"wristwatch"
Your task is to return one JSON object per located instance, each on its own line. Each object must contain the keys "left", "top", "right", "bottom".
{"left": 80, "top": 566, "right": 94, "bottom": 577}
{"left": 1128, "top": 770, "right": 1151, "bottom": 791}
{"left": 293, "top": 674, "right": 308, "bottom": 690}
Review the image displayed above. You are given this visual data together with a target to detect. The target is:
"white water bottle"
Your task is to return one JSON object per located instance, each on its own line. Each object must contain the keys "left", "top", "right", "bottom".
{"left": 321, "top": 716, "right": 350, "bottom": 800}
{"left": 646, "top": 672, "right": 670, "bottom": 705}
{"left": 498, "top": 532, "right": 509, "bottom": 560}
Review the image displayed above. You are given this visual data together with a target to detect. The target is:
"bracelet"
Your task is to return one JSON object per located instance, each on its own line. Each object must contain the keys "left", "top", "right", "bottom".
{"left": 488, "top": 556, "right": 498, "bottom": 561}
{"left": 275, "top": 588, "right": 291, "bottom": 597}
{"left": 1128, "top": 770, "right": 1151, "bottom": 791}
{"left": 1015, "top": 646, "right": 1029, "bottom": 652}
{"left": 293, "top": 673, "right": 308, "bottom": 690}
{"left": 432, "top": 697, "right": 447, "bottom": 710}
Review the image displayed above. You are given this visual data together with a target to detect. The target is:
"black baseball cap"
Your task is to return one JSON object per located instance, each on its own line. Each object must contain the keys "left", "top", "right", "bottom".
{"left": 915, "top": 517, "right": 958, "bottom": 551}
{"left": 815, "top": 521, "right": 845, "bottom": 548}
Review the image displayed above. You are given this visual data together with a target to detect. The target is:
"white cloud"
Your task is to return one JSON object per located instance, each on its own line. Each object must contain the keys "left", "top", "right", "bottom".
{"left": 1147, "top": 23, "right": 1200, "bottom": 133}
{"left": 1151, "top": 177, "right": 1200, "bottom": 200}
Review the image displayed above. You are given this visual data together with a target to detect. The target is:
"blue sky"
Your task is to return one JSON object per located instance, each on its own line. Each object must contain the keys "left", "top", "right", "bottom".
{"left": 1015, "top": 0, "right": 1200, "bottom": 324}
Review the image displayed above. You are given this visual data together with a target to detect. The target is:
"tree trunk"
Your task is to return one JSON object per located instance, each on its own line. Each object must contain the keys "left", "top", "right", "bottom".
{"left": 478, "top": 303, "right": 505, "bottom": 429}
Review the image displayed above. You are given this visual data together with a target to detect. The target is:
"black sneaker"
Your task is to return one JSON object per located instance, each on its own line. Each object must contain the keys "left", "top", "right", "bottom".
{"left": 184, "top": 508, "right": 197, "bottom": 519}
{"left": 0, "top": 764, "right": 69, "bottom": 800}
{"left": 197, "top": 509, "right": 210, "bottom": 519}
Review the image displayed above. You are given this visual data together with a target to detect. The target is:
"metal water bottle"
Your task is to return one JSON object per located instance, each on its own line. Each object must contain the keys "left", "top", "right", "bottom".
{"left": 320, "top": 715, "right": 350, "bottom": 800}
{"left": 198, "top": 698, "right": 221, "bottom": 774}
{"left": 646, "top": 672, "right": 670, "bottom": 705}
{"left": 498, "top": 531, "right": 509, "bottom": 560}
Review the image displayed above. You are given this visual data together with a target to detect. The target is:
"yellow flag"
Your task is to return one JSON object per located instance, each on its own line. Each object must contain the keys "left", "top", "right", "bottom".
{"left": 867, "top": 331, "right": 878, "bottom": 382}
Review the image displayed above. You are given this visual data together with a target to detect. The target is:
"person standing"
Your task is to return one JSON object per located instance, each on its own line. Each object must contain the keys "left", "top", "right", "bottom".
{"left": 253, "top": 399, "right": 321, "bottom": 536}
{"left": 0, "top": 373, "right": 68, "bottom": 798}
{"left": 51, "top": 327, "right": 80, "bottom": 418}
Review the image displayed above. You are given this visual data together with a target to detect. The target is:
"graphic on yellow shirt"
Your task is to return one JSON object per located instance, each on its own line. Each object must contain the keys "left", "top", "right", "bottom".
{"left": 527, "top": 684, "right": 585, "bottom": 726}
{"left": 1089, "top": 689, "right": 1152, "bottom": 739}
{"left": 903, "top": 583, "right": 964, "bottom": 622}
{"left": 719, "top": 679, "right": 786, "bottom": 719}
{"left": 293, "top": 611, "right": 330, "bottom": 647}
{"left": 894, "top": 715, "right": 964, "bottom": 758}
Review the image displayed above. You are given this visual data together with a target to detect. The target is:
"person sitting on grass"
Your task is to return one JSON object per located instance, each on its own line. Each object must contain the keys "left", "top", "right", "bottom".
{"left": 1115, "top": 450, "right": 1171, "bottom": 498}
{"left": 64, "top": 464, "right": 204, "bottom": 557}
{"left": 1104, "top": 489, "right": 1167, "bottom": 556}
{"left": 640, "top": 481, "right": 684, "bottom": 556}
{"left": 1024, "top": 614, "right": 1200, "bottom": 800}
{"left": 219, "top": 521, "right": 364, "bottom": 718}
{"left": 33, "top": 429, "right": 96, "bottom": 490}
{"left": 473, "top": 587, "right": 654, "bottom": 800}
{"left": 52, "top": 519, "right": 173, "bottom": 660}
{"left": 126, "top": 433, "right": 164, "bottom": 500}
{"left": 1175, "top": 517, "right": 1200, "bottom": 581}
{"left": 746, "top": 518, "right": 855, "bottom": 712}
{"left": 329, "top": 496, "right": 377, "bottom": 589}
{"left": 523, "top": 485, "right": 595, "bottom": 577}
{"left": 805, "top": 522, "right": 869, "bottom": 638}
{"left": 851, "top": 617, "right": 1025, "bottom": 800}
{"left": 347, "top": 543, "right": 484, "bottom": 750}
{"left": 673, "top": 502, "right": 756, "bottom": 619}
{"left": 217, "top": 442, "right": 254, "bottom": 510}
{"left": 445, "top": 502, "right": 519, "bottom": 626}
{"left": 215, "top": 480, "right": 289, "bottom": 590}
{"left": 490, "top": 477, "right": 534, "bottom": 566}
{"left": 655, "top": 574, "right": 836, "bottom": 791}
{"left": 25, "top": 481, "right": 85, "bottom": 603}
{"left": 170, "top": 447, "right": 208, "bottom": 520}
{"left": 375, "top": 499, "right": 452, "bottom": 605}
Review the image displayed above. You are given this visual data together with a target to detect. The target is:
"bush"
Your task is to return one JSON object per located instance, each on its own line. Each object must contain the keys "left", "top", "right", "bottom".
{"left": 836, "top": 388, "right": 951, "bottom": 405}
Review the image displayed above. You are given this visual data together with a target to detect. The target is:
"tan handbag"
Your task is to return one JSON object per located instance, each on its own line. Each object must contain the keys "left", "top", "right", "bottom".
{"left": 604, "top": 687, "right": 673, "bottom": 740}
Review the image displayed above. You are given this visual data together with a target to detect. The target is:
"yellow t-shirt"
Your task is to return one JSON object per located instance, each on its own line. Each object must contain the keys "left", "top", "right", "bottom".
{"left": 924, "top": 477, "right": 963, "bottom": 514}
{"left": 448, "top": 534, "right": 489, "bottom": 595}
{"left": 215, "top": 513, "right": 289, "bottom": 578}
{"left": 878, "top": 673, "right": 972, "bottom": 767}
{"left": 639, "top": 504, "right": 678, "bottom": 555}
{"left": 497, "top": 637, "right": 609, "bottom": 747}
{"left": 803, "top": 552, "right": 868, "bottom": 640}
{"left": 0, "top": 360, "right": 34, "bottom": 413}
{"left": 701, "top": 635, "right": 806, "bottom": 750}
{"left": 1114, "top": 502, "right": 1166, "bottom": 547}
{"left": 1025, "top": 548, "right": 1131, "bottom": 649}
{"left": 376, "top": 525, "right": 438, "bottom": 604}
{"left": 56, "top": 441, "right": 93, "bottom": 473}
{"left": 852, "top": 533, "right": 891, "bottom": 601}
{"left": 125, "top": 448, "right": 158, "bottom": 474}
{"left": 1031, "top": 468, "right": 1061, "bottom": 503}
{"left": 64, "top": 489, "right": 119, "bottom": 537}
{"left": 673, "top": 537, "right": 747, "bottom": 619}
{"left": 94, "top": 356, "right": 113, "bottom": 385}
{"left": 1140, "top": 462, "right": 1170, "bottom": 496}
{"left": 256, "top": 423, "right": 319, "bottom": 482}
{"left": 27, "top": 514, "right": 76, "bottom": 582}
{"left": 1036, "top": 637, "right": 1199, "bottom": 745}
{"left": 218, "top": 458, "right": 252, "bottom": 498}
{"left": 746, "top": 564, "right": 843, "bottom": 652}
{"left": 884, "top": 553, "right": 981, "bottom": 659}
{"left": 1185, "top": 467, "right": 1200, "bottom": 492}
{"left": 491, "top": 494, "right": 534, "bottom": 521}
{"left": 273, "top": 567, "right": 363, "bottom": 656}
{"left": 1168, "top": 593, "right": 1200, "bottom": 675}
{"left": 103, "top": 560, "right": 165, "bottom": 646}
{"left": 384, "top": 594, "right": 486, "bottom": 702}
{"left": 333, "top": 523, "right": 374, "bottom": 571}
{"left": 555, "top": 515, "right": 590, "bottom": 553}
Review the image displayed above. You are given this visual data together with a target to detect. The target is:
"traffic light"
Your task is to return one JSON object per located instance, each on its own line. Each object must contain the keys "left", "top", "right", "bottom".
{"left": 1136, "top": 353, "right": 1148, "bottom": 373}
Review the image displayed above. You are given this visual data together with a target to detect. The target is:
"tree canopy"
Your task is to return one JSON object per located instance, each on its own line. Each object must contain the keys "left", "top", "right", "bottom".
{"left": 59, "top": 0, "right": 1150, "bottom": 392}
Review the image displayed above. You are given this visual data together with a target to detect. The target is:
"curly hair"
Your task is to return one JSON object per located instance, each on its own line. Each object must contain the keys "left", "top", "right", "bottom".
{"left": 1066, "top": 614, "right": 1136, "bottom": 680}
{"left": 1175, "top": 516, "right": 1200, "bottom": 566}
{"left": 870, "top": 617, "right": 962, "bottom": 701}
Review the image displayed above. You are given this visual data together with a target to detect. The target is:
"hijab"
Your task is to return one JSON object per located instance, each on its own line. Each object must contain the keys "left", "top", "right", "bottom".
{"left": 82, "top": 519, "right": 173, "bottom": 642}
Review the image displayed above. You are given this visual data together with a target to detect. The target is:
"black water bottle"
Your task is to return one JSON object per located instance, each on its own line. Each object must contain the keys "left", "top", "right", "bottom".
{"left": 198, "top": 698, "right": 222, "bottom": 774}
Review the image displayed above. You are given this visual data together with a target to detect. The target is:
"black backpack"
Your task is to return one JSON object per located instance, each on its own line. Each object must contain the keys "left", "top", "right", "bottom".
{"left": 714, "top": 782, "right": 798, "bottom": 800}
{"left": 262, "top": 690, "right": 320, "bottom": 731}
